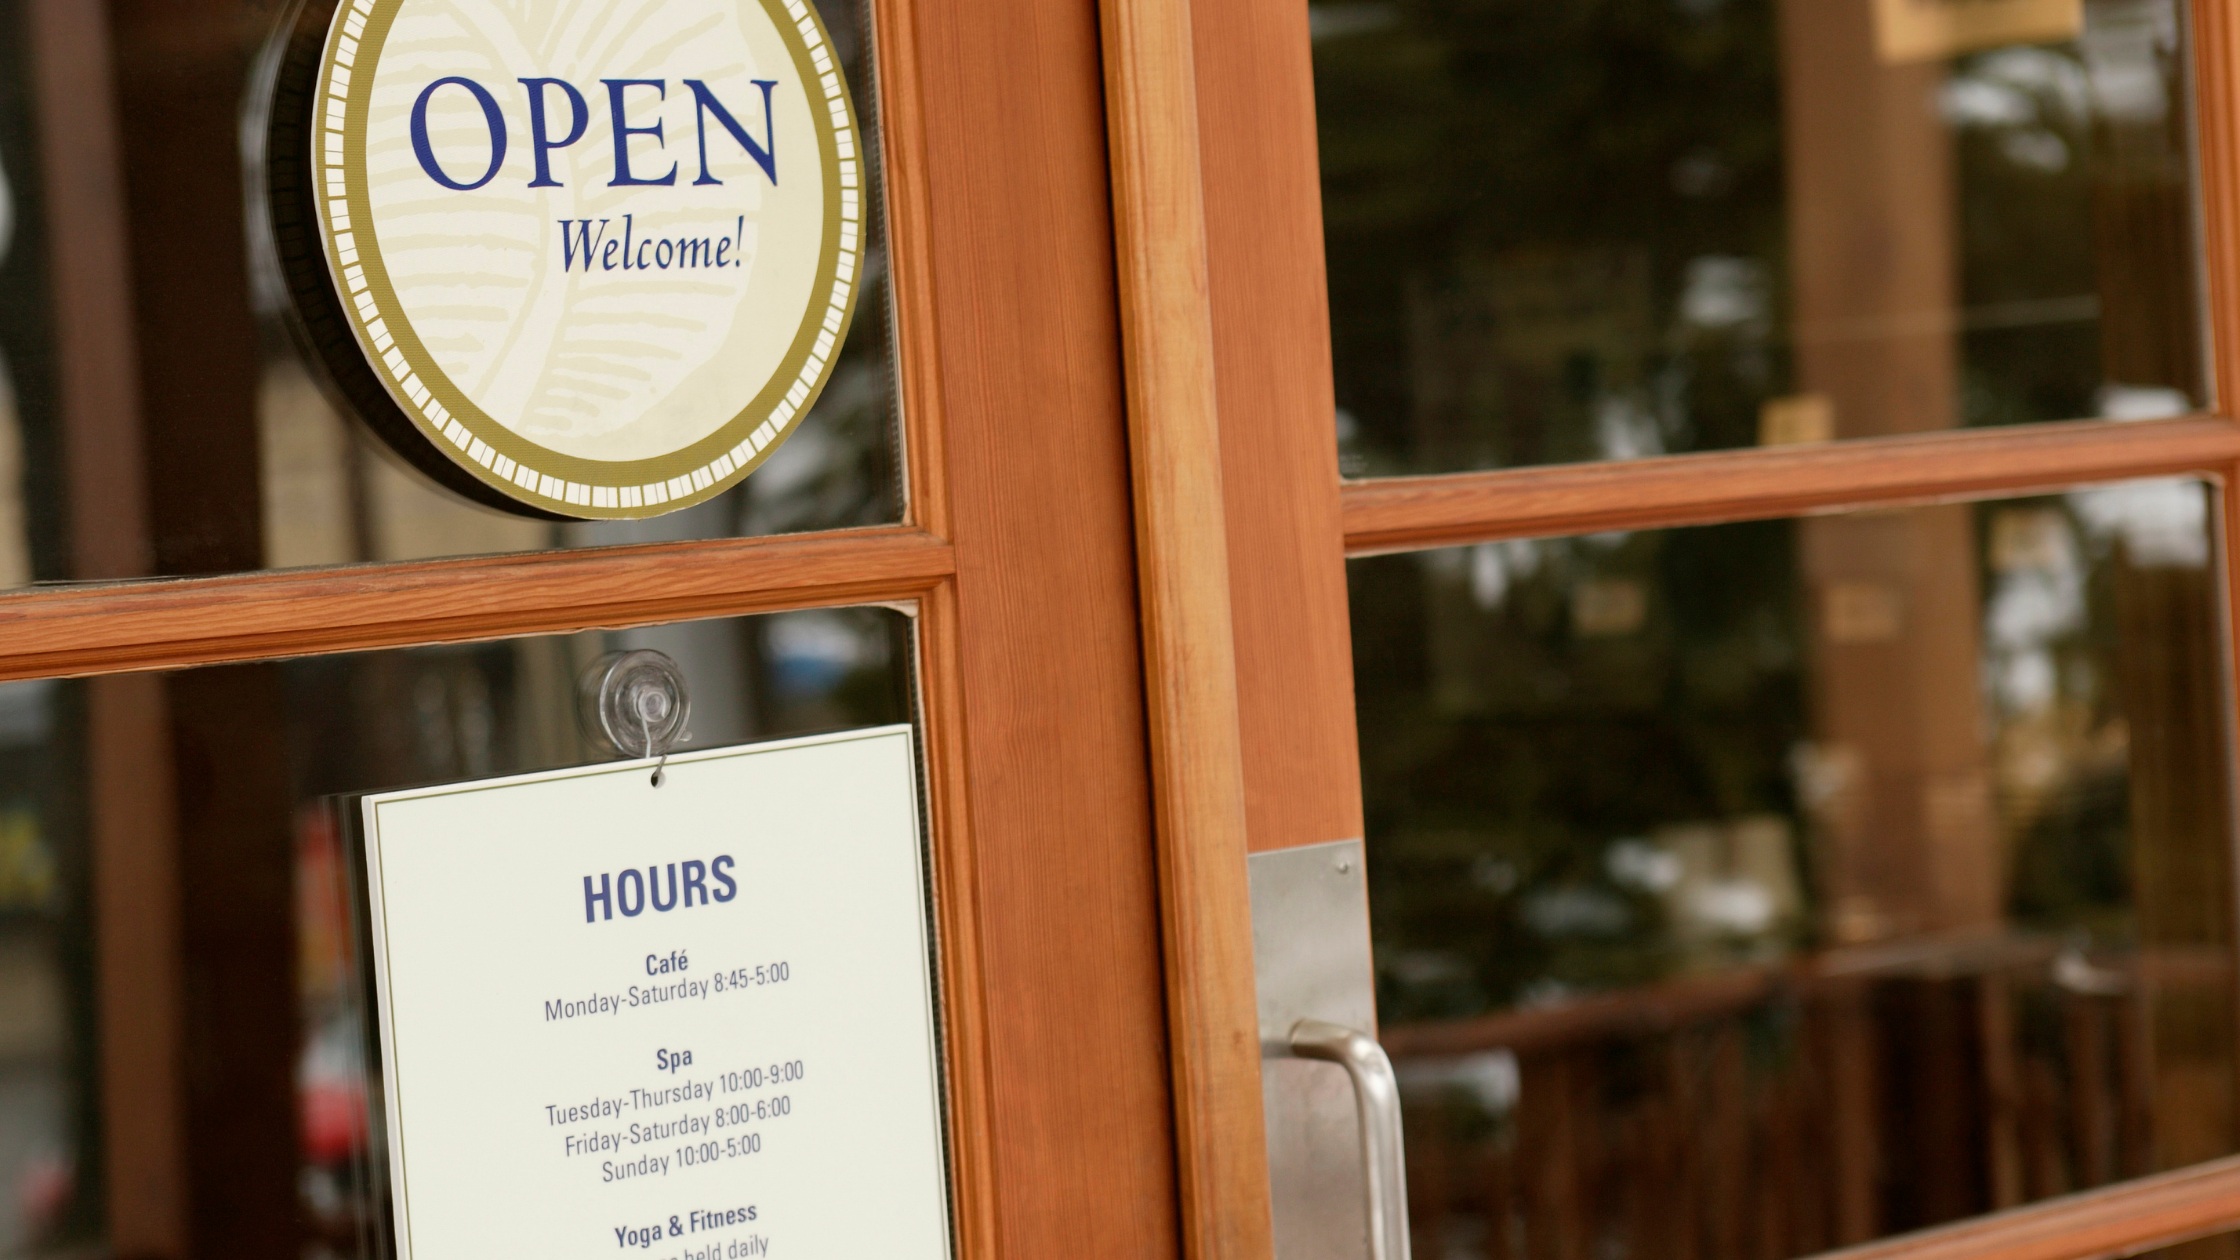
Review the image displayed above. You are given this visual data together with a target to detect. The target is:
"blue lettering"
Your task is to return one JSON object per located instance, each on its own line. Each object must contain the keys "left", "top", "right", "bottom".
{"left": 579, "top": 861, "right": 734, "bottom": 923}
{"left": 684, "top": 78, "right": 778, "bottom": 186}
{"left": 559, "top": 219, "right": 608, "bottom": 272}
{"left": 411, "top": 76, "right": 507, "bottom": 190}
{"left": 603, "top": 79, "right": 678, "bottom": 186}
{"left": 520, "top": 77, "right": 590, "bottom": 187}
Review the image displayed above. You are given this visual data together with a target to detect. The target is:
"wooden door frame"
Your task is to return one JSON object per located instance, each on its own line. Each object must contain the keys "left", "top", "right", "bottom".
{"left": 1171, "top": 0, "right": 2240, "bottom": 1256}
{"left": 12, "top": 1, "right": 1207, "bottom": 1258}
{"left": 21, "top": 0, "right": 2240, "bottom": 1257}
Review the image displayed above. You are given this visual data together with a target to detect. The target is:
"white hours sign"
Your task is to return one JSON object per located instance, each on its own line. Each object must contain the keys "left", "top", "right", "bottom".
{"left": 357, "top": 727, "right": 951, "bottom": 1259}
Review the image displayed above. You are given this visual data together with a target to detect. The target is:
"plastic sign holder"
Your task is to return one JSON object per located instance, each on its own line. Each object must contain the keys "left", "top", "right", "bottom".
{"left": 354, "top": 726, "right": 951, "bottom": 1259}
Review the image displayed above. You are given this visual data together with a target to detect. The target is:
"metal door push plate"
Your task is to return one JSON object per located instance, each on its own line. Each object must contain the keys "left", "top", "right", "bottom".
{"left": 1250, "top": 839, "right": 1394, "bottom": 1260}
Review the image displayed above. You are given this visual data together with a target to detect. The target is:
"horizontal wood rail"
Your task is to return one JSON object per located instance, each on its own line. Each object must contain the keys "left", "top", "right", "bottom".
{"left": 0, "top": 527, "right": 955, "bottom": 680}
{"left": 1342, "top": 416, "right": 2240, "bottom": 555}
{"left": 1804, "top": 1154, "right": 2240, "bottom": 1260}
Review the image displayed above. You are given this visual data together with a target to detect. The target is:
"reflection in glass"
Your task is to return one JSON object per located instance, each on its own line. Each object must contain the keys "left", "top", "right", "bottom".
{"left": 0, "top": 607, "right": 912, "bottom": 1257}
{"left": 1351, "top": 482, "right": 2237, "bottom": 1258}
{"left": 0, "top": 0, "right": 898, "bottom": 590}
{"left": 0, "top": 682, "right": 91, "bottom": 1257}
{"left": 1316, "top": 0, "right": 2201, "bottom": 477}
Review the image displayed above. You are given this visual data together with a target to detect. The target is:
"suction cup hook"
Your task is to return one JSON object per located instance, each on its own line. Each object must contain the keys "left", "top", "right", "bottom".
{"left": 578, "top": 649, "right": 692, "bottom": 786}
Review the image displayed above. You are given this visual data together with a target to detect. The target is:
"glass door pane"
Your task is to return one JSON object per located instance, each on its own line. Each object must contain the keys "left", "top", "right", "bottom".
{"left": 0, "top": 0, "right": 901, "bottom": 588}
{"left": 1316, "top": 0, "right": 2203, "bottom": 477}
{"left": 0, "top": 606, "right": 913, "bottom": 1258}
{"left": 1349, "top": 481, "right": 2238, "bottom": 1257}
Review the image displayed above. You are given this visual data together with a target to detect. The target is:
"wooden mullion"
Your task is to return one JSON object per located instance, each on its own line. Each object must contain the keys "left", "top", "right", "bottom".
{"left": 0, "top": 527, "right": 954, "bottom": 680}
{"left": 873, "top": 0, "right": 949, "bottom": 542}
{"left": 910, "top": 577, "right": 997, "bottom": 1260}
{"left": 1342, "top": 416, "right": 2240, "bottom": 555}
{"left": 2195, "top": 0, "right": 2240, "bottom": 413}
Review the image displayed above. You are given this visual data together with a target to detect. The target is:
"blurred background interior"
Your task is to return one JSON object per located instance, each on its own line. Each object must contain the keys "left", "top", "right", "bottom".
{"left": 1317, "top": 0, "right": 2240, "bottom": 1257}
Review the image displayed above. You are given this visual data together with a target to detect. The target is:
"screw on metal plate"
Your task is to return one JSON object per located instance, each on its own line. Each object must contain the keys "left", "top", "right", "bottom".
{"left": 578, "top": 649, "right": 692, "bottom": 786}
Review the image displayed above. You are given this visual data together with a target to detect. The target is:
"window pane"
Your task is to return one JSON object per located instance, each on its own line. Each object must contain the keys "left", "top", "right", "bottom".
{"left": 1350, "top": 481, "right": 2236, "bottom": 1256}
{"left": 0, "top": 606, "right": 913, "bottom": 1255}
{"left": 0, "top": 0, "right": 898, "bottom": 588}
{"left": 1317, "top": 0, "right": 2202, "bottom": 478}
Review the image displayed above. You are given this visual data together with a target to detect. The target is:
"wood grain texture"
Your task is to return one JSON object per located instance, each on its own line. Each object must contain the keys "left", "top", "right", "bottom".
{"left": 1100, "top": 0, "right": 1274, "bottom": 1255}
{"left": 1190, "top": 0, "right": 1364, "bottom": 854}
{"left": 911, "top": 579, "right": 997, "bottom": 1260}
{"left": 873, "top": 0, "right": 950, "bottom": 541}
{"left": 914, "top": 0, "right": 1184, "bottom": 1255}
{"left": 2194, "top": 0, "right": 2240, "bottom": 413}
{"left": 0, "top": 529, "right": 954, "bottom": 680}
{"left": 866, "top": 5, "right": 993, "bottom": 1254}
{"left": 1342, "top": 417, "right": 2240, "bottom": 554}
{"left": 1802, "top": 1154, "right": 2240, "bottom": 1260}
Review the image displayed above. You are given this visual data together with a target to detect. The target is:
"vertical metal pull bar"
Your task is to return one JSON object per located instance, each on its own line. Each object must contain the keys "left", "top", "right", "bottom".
{"left": 1289, "top": 1019, "right": 1411, "bottom": 1260}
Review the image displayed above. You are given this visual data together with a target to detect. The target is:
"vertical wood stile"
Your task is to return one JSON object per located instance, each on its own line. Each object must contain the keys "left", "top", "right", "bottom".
{"left": 2194, "top": 0, "right": 2240, "bottom": 412}
{"left": 1187, "top": 0, "right": 1365, "bottom": 855}
{"left": 914, "top": 581, "right": 998, "bottom": 1260}
{"left": 1097, "top": 0, "right": 1275, "bottom": 1256}
{"left": 870, "top": 0, "right": 988, "bottom": 1251}
{"left": 872, "top": 0, "right": 951, "bottom": 542}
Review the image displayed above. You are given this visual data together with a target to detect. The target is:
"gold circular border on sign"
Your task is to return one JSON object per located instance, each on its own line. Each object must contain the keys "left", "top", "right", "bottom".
{"left": 313, "top": 0, "right": 865, "bottom": 519}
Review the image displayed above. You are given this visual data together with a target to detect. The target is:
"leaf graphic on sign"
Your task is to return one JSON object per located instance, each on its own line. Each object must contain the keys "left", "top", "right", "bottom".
{"left": 364, "top": 0, "right": 772, "bottom": 455}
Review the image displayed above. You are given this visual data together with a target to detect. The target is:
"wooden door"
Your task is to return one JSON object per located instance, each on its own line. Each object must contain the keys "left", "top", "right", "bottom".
{"left": 1165, "top": 0, "right": 2240, "bottom": 1258}
{"left": 0, "top": 1, "right": 1211, "bottom": 1258}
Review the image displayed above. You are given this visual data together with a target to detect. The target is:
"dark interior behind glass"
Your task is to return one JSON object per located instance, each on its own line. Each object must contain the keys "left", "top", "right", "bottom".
{"left": 1316, "top": 0, "right": 2202, "bottom": 477}
{"left": 0, "top": 606, "right": 911, "bottom": 1257}
{"left": 1352, "top": 482, "right": 2238, "bottom": 1259}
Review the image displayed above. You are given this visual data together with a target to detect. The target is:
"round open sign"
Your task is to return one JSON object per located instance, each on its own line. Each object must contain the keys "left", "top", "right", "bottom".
{"left": 259, "top": 0, "right": 867, "bottom": 519}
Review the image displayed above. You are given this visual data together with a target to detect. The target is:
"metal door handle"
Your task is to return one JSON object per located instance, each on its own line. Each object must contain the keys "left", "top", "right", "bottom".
{"left": 1289, "top": 1019, "right": 1412, "bottom": 1260}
